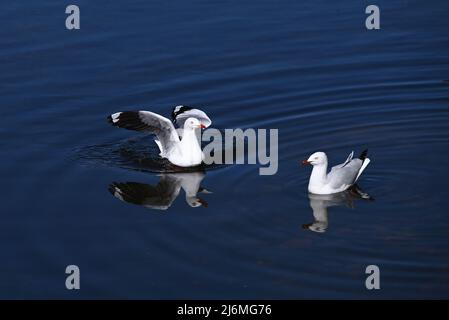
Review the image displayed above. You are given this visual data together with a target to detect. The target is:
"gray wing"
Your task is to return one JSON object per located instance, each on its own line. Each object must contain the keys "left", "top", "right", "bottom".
{"left": 331, "top": 151, "right": 354, "bottom": 171}
{"left": 108, "top": 175, "right": 182, "bottom": 210}
{"left": 171, "top": 105, "right": 212, "bottom": 128}
{"left": 328, "top": 158, "right": 363, "bottom": 189}
{"left": 108, "top": 111, "right": 180, "bottom": 153}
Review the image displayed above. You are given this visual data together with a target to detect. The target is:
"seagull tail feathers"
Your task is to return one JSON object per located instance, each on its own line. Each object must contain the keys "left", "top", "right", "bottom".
{"left": 359, "top": 149, "right": 368, "bottom": 160}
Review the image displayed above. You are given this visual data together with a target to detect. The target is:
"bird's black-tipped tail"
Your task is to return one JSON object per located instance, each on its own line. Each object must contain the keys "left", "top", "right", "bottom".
{"left": 359, "top": 149, "right": 368, "bottom": 160}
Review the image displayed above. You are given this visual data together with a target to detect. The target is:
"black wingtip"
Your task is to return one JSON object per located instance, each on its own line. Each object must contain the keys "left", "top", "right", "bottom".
{"left": 108, "top": 184, "right": 116, "bottom": 195}
{"left": 359, "top": 149, "right": 368, "bottom": 160}
{"left": 171, "top": 105, "right": 193, "bottom": 122}
{"left": 107, "top": 111, "right": 151, "bottom": 131}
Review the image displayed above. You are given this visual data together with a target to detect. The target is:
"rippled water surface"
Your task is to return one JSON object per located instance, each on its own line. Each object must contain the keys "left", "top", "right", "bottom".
{"left": 1, "top": 0, "right": 449, "bottom": 298}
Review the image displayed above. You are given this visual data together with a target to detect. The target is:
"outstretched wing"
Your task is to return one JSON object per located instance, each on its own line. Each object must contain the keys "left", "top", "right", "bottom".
{"left": 171, "top": 105, "right": 212, "bottom": 128}
{"left": 108, "top": 111, "right": 180, "bottom": 154}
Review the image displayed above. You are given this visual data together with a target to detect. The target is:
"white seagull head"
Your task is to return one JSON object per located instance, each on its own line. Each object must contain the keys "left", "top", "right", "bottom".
{"left": 183, "top": 117, "right": 206, "bottom": 131}
{"left": 303, "top": 151, "right": 328, "bottom": 166}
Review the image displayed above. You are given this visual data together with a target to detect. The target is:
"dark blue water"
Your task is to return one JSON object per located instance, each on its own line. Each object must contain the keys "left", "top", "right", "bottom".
{"left": 1, "top": 0, "right": 449, "bottom": 299}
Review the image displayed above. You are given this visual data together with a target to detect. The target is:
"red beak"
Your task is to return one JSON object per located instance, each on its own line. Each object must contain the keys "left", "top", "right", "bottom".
{"left": 301, "top": 160, "right": 310, "bottom": 166}
{"left": 200, "top": 124, "right": 206, "bottom": 129}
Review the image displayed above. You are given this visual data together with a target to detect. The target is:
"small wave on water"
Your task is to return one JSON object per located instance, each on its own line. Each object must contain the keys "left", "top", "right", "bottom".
{"left": 74, "top": 135, "right": 228, "bottom": 174}
{"left": 2, "top": 0, "right": 449, "bottom": 299}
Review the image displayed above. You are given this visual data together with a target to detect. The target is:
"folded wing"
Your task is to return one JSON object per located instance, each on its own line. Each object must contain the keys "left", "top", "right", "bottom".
{"left": 328, "top": 159, "right": 364, "bottom": 189}
{"left": 328, "top": 149, "right": 371, "bottom": 189}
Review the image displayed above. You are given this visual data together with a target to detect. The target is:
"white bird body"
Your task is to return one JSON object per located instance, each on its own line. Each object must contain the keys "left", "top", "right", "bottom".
{"left": 304, "top": 150, "right": 370, "bottom": 195}
{"left": 109, "top": 109, "right": 209, "bottom": 167}
{"left": 159, "top": 125, "right": 204, "bottom": 167}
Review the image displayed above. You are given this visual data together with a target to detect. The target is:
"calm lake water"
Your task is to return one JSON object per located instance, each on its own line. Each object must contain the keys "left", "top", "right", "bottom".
{"left": 1, "top": 0, "right": 449, "bottom": 299}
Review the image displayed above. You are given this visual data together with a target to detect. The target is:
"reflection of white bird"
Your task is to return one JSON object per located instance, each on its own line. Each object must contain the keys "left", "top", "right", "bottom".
{"left": 302, "top": 150, "right": 371, "bottom": 195}
{"left": 108, "top": 106, "right": 211, "bottom": 167}
{"left": 108, "top": 172, "right": 211, "bottom": 210}
{"left": 303, "top": 187, "right": 372, "bottom": 233}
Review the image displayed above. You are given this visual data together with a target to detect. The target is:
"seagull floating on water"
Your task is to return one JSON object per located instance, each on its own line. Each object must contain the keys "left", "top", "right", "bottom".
{"left": 302, "top": 150, "right": 371, "bottom": 195}
{"left": 108, "top": 106, "right": 211, "bottom": 167}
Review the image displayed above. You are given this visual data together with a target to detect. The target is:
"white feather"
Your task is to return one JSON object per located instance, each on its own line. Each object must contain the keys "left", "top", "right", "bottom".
{"left": 355, "top": 158, "right": 370, "bottom": 182}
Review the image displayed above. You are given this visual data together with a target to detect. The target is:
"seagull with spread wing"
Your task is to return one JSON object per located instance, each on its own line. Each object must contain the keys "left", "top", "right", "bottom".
{"left": 108, "top": 106, "right": 211, "bottom": 167}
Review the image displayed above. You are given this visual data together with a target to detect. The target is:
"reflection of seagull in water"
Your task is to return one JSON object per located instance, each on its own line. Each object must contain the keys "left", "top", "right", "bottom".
{"left": 108, "top": 171, "right": 211, "bottom": 210}
{"left": 107, "top": 106, "right": 211, "bottom": 167}
{"left": 303, "top": 185, "right": 373, "bottom": 233}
